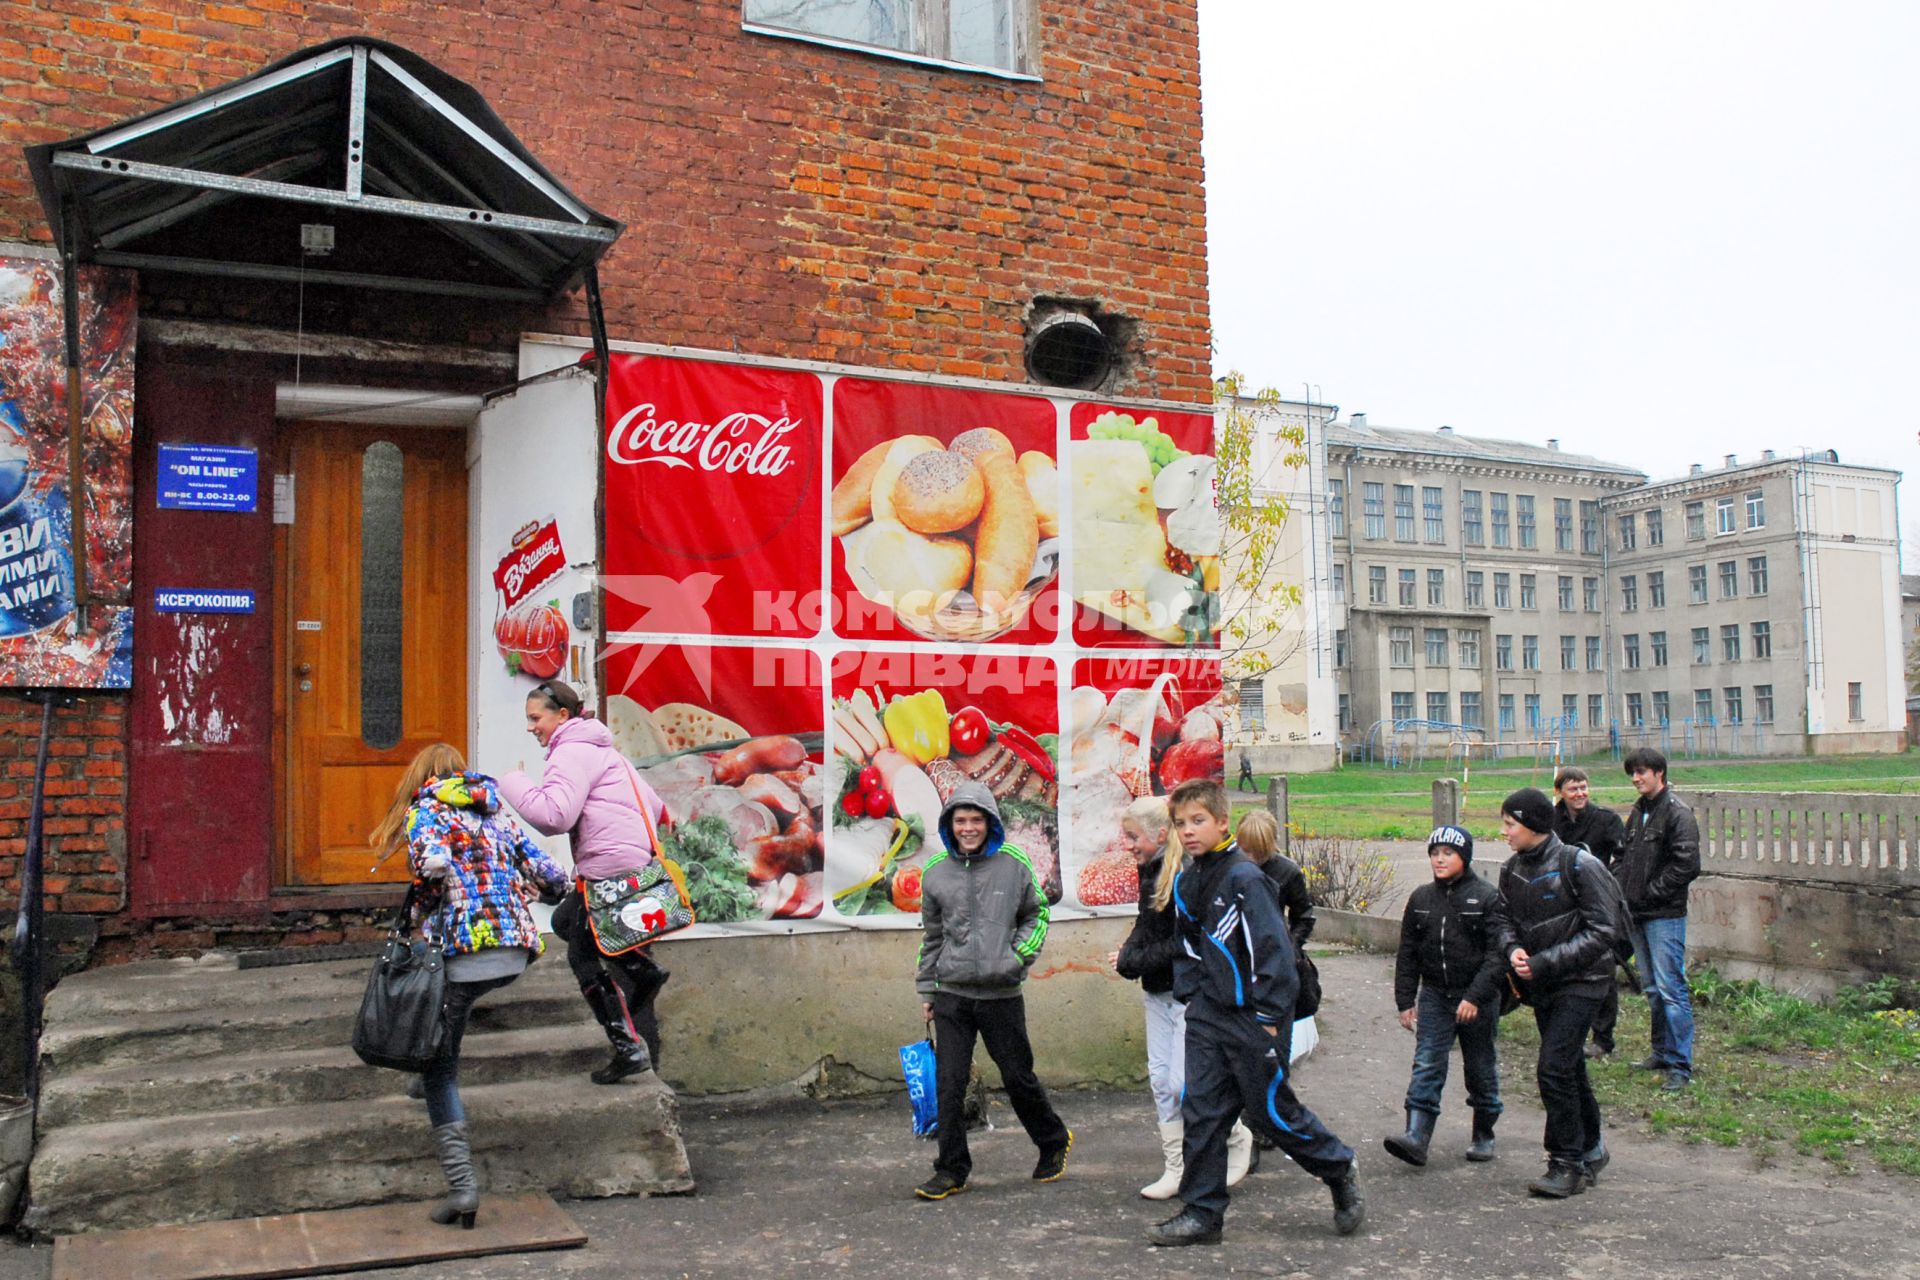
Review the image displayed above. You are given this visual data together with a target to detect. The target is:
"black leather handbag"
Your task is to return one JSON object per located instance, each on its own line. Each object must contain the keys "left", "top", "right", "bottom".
{"left": 351, "top": 888, "right": 448, "bottom": 1072}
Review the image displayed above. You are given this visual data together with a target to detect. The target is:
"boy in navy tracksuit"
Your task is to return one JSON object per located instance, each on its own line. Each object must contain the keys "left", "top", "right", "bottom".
{"left": 1146, "top": 779, "right": 1365, "bottom": 1247}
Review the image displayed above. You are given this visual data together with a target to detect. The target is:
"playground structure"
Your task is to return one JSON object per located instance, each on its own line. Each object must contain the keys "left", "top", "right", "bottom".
{"left": 1353, "top": 713, "right": 1793, "bottom": 771}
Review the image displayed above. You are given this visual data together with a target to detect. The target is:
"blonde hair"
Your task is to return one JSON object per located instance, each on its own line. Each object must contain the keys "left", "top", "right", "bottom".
{"left": 369, "top": 742, "right": 468, "bottom": 859}
{"left": 1236, "top": 809, "right": 1279, "bottom": 865}
{"left": 1121, "top": 796, "right": 1189, "bottom": 913}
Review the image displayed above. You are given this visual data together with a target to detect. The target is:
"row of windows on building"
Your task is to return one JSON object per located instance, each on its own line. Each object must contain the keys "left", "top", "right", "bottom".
{"left": 1339, "top": 684, "right": 1785, "bottom": 733}
{"left": 1335, "top": 620, "right": 1777, "bottom": 671}
{"left": 1328, "top": 481, "right": 1767, "bottom": 551}
{"left": 1335, "top": 556, "right": 1770, "bottom": 610}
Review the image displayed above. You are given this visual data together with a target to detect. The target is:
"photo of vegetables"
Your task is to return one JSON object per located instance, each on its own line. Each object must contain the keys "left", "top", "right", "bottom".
{"left": 601, "top": 643, "right": 826, "bottom": 924}
{"left": 830, "top": 377, "right": 1060, "bottom": 645}
{"left": 826, "top": 651, "right": 1059, "bottom": 919}
{"left": 1066, "top": 657, "right": 1226, "bottom": 909}
{"left": 1068, "top": 403, "right": 1220, "bottom": 649}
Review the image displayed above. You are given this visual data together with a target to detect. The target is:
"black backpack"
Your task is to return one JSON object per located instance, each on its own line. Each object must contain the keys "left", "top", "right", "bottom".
{"left": 1558, "top": 842, "right": 1637, "bottom": 970}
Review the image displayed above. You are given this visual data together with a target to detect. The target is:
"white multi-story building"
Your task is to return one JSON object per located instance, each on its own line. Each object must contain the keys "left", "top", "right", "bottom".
{"left": 1232, "top": 411, "right": 1906, "bottom": 763}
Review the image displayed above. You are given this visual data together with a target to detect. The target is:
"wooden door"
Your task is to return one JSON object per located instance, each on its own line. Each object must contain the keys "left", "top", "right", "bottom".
{"left": 280, "top": 424, "right": 468, "bottom": 886}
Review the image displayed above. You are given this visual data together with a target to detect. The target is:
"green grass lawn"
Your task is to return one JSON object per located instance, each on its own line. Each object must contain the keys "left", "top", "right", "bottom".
{"left": 1494, "top": 970, "right": 1920, "bottom": 1177}
{"left": 1234, "top": 751, "right": 1919, "bottom": 841}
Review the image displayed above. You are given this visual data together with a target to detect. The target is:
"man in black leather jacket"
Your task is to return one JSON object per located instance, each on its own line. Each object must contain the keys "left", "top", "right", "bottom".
{"left": 1552, "top": 766, "right": 1627, "bottom": 1058}
{"left": 1488, "top": 787, "right": 1618, "bottom": 1199}
{"left": 1613, "top": 748, "right": 1701, "bottom": 1092}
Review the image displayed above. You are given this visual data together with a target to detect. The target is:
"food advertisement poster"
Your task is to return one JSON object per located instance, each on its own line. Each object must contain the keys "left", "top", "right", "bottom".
{"left": 1068, "top": 402, "right": 1218, "bottom": 649}
{"left": 827, "top": 649, "right": 1058, "bottom": 921}
{"left": 598, "top": 352, "right": 1223, "bottom": 935}
{"left": 830, "top": 378, "right": 1059, "bottom": 645}
{"left": 603, "top": 640, "right": 826, "bottom": 925}
{"left": 0, "top": 257, "right": 135, "bottom": 688}
{"left": 1067, "top": 656, "right": 1226, "bottom": 909}
{"left": 491, "top": 516, "right": 572, "bottom": 679}
{"left": 602, "top": 355, "right": 822, "bottom": 638}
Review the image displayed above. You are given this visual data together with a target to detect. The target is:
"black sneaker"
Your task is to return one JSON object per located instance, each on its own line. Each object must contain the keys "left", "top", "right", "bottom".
{"left": 1147, "top": 1206, "right": 1222, "bottom": 1247}
{"left": 1527, "top": 1160, "right": 1587, "bottom": 1198}
{"left": 1661, "top": 1070, "right": 1692, "bottom": 1093}
{"left": 914, "top": 1172, "right": 968, "bottom": 1201}
{"left": 1581, "top": 1142, "right": 1610, "bottom": 1186}
{"left": 1033, "top": 1130, "right": 1074, "bottom": 1181}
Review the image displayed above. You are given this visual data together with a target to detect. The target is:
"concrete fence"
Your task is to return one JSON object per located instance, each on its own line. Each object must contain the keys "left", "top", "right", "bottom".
{"left": 1679, "top": 788, "right": 1920, "bottom": 994}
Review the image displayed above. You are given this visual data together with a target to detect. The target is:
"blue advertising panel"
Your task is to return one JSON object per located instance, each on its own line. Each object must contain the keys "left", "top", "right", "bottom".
{"left": 154, "top": 588, "right": 256, "bottom": 614}
{"left": 158, "top": 444, "right": 258, "bottom": 512}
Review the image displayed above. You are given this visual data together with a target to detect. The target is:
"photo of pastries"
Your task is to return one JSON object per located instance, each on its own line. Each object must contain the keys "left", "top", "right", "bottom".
{"left": 831, "top": 380, "right": 1059, "bottom": 644}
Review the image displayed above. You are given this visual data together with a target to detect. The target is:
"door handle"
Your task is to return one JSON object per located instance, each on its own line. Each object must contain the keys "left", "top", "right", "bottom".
{"left": 296, "top": 661, "right": 313, "bottom": 692}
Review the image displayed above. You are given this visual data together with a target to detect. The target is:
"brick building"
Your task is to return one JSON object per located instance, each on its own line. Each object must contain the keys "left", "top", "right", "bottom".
{"left": 0, "top": 1, "right": 1213, "bottom": 961}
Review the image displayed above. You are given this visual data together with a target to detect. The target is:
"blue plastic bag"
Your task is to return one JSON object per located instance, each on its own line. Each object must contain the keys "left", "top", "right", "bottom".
{"left": 900, "top": 1037, "right": 938, "bottom": 1137}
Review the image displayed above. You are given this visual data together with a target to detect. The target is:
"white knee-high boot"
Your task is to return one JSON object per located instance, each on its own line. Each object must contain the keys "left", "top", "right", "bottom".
{"left": 1226, "top": 1119, "right": 1258, "bottom": 1186}
{"left": 1142, "top": 1119, "right": 1184, "bottom": 1199}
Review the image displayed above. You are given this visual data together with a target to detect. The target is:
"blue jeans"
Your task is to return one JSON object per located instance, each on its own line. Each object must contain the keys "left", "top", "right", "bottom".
{"left": 423, "top": 974, "right": 517, "bottom": 1128}
{"left": 1404, "top": 984, "right": 1501, "bottom": 1118}
{"left": 1631, "top": 916, "right": 1694, "bottom": 1075}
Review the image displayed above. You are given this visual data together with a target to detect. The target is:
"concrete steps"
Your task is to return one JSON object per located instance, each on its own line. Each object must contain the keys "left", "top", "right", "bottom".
{"left": 25, "top": 947, "right": 693, "bottom": 1235}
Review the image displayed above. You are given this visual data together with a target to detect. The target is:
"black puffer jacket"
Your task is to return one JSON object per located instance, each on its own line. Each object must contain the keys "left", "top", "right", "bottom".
{"left": 1393, "top": 868, "right": 1504, "bottom": 1011}
{"left": 1488, "top": 833, "right": 1619, "bottom": 999}
{"left": 1553, "top": 800, "right": 1625, "bottom": 871}
{"left": 1615, "top": 787, "right": 1700, "bottom": 921}
{"left": 1261, "top": 854, "right": 1317, "bottom": 951}
{"left": 1115, "top": 854, "right": 1178, "bottom": 995}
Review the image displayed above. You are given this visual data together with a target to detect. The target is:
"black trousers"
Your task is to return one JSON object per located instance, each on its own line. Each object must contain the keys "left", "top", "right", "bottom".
{"left": 1532, "top": 990, "right": 1604, "bottom": 1163}
{"left": 1589, "top": 979, "right": 1619, "bottom": 1053}
{"left": 930, "top": 992, "right": 1068, "bottom": 1182}
{"left": 1178, "top": 997, "right": 1354, "bottom": 1224}
{"left": 552, "top": 890, "right": 666, "bottom": 1064}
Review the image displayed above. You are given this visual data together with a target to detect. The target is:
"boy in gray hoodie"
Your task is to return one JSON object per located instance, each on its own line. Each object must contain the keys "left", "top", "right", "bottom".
{"left": 913, "top": 781, "right": 1072, "bottom": 1200}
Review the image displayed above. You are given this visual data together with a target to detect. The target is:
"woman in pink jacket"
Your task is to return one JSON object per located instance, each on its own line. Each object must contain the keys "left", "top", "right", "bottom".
{"left": 500, "top": 679, "right": 669, "bottom": 1085}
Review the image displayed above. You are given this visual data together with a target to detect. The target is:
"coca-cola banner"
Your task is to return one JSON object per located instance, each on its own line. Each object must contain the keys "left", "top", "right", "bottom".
{"left": 599, "top": 351, "right": 1222, "bottom": 935}
{"left": 603, "top": 355, "right": 822, "bottom": 638}
{"left": 0, "top": 257, "right": 135, "bottom": 689}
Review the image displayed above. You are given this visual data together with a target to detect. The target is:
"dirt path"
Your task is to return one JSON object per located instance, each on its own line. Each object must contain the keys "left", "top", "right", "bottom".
{"left": 3, "top": 952, "right": 1911, "bottom": 1279}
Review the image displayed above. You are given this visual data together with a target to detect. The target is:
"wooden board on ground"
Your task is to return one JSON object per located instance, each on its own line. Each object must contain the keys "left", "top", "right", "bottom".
{"left": 50, "top": 1193, "right": 586, "bottom": 1280}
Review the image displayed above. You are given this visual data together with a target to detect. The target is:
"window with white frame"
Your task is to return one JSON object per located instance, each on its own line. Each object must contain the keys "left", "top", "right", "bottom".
{"left": 1338, "top": 692, "right": 1352, "bottom": 730}
{"left": 1748, "top": 555, "right": 1768, "bottom": 595}
{"left": 1560, "top": 634, "right": 1576, "bottom": 670}
{"left": 1520, "top": 574, "right": 1537, "bottom": 610}
{"left": 1646, "top": 507, "right": 1664, "bottom": 546}
{"left": 1554, "top": 497, "right": 1573, "bottom": 551}
{"left": 1688, "top": 564, "right": 1708, "bottom": 603}
{"left": 1723, "top": 686, "right": 1743, "bottom": 723}
{"left": 1719, "top": 560, "right": 1738, "bottom": 599}
{"left": 1390, "top": 626, "right": 1414, "bottom": 666}
{"left": 1848, "top": 681, "right": 1863, "bottom": 721}
{"left": 1523, "top": 634, "right": 1539, "bottom": 670}
{"left": 1580, "top": 500, "right": 1600, "bottom": 553}
{"left": 1498, "top": 693, "right": 1515, "bottom": 733}
{"left": 1562, "top": 692, "right": 1578, "bottom": 723}
{"left": 1585, "top": 634, "right": 1601, "bottom": 672}
{"left": 1716, "top": 496, "right": 1736, "bottom": 534}
{"left": 1363, "top": 483, "right": 1385, "bottom": 539}
{"left": 1423, "top": 486, "right": 1445, "bottom": 543}
{"left": 1425, "top": 627, "right": 1449, "bottom": 665}
{"left": 1525, "top": 693, "right": 1541, "bottom": 730}
{"left": 1462, "top": 490, "right": 1484, "bottom": 545}
{"left": 1583, "top": 577, "right": 1599, "bottom": 611}
{"left": 1695, "top": 688, "right": 1714, "bottom": 721}
{"left": 1588, "top": 693, "right": 1604, "bottom": 727}
{"left": 1496, "top": 634, "right": 1513, "bottom": 670}
{"left": 1331, "top": 563, "right": 1346, "bottom": 604}
{"left": 1648, "top": 570, "right": 1666, "bottom": 607}
{"left": 1618, "top": 511, "right": 1636, "bottom": 550}
{"left": 1493, "top": 572, "right": 1511, "bottom": 609}
{"left": 1751, "top": 620, "right": 1771, "bottom": 659}
{"left": 1754, "top": 684, "right": 1773, "bottom": 723}
{"left": 1651, "top": 690, "right": 1670, "bottom": 724}
{"left": 1368, "top": 565, "right": 1386, "bottom": 604}
{"left": 1465, "top": 570, "right": 1484, "bottom": 609}
{"left": 1685, "top": 501, "right": 1705, "bottom": 540}
{"left": 744, "top": 0, "right": 1034, "bottom": 75}
{"left": 1392, "top": 690, "right": 1415, "bottom": 721}
{"left": 1491, "top": 492, "right": 1511, "bottom": 547}
{"left": 1623, "top": 633, "right": 1641, "bottom": 669}
{"left": 1458, "top": 628, "right": 1481, "bottom": 667}
{"left": 1516, "top": 495, "right": 1537, "bottom": 549}
{"left": 1460, "top": 691, "right": 1483, "bottom": 728}
{"left": 1692, "top": 627, "right": 1710, "bottom": 664}
{"left": 1328, "top": 478, "right": 1346, "bottom": 538}
{"left": 1394, "top": 484, "right": 1416, "bottom": 540}
{"left": 1427, "top": 691, "right": 1450, "bottom": 723}
{"left": 1557, "top": 575, "right": 1575, "bottom": 611}
{"left": 1334, "top": 629, "right": 1348, "bottom": 667}
{"left": 1620, "top": 574, "right": 1638, "bottom": 611}
{"left": 1721, "top": 624, "right": 1741, "bottom": 661}
{"left": 1399, "top": 568, "right": 1417, "bottom": 607}
{"left": 1746, "top": 489, "right": 1765, "bottom": 529}
{"left": 1650, "top": 630, "right": 1668, "bottom": 666}
{"left": 1427, "top": 568, "right": 1446, "bottom": 607}
{"left": 1626, "top": 692, "right": 1645, "bottom": 726}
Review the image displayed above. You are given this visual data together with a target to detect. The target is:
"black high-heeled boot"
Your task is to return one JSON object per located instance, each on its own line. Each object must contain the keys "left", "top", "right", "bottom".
{"left": 428, "top": 1121, "right": 479, "bottom": 1229}
{"left": 582, "top": 972, "right": 652, "bottom": 1085}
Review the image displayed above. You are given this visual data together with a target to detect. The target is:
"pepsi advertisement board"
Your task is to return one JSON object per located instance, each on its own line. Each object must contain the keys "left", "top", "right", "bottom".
{"left": 0, "top": 257, "right": 135, "bottom": 688}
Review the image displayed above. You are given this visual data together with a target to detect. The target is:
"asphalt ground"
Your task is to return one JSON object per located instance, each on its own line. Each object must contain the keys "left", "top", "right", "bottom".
{"left": 4, "top": 951, "right": 1914, "bottom": 1279}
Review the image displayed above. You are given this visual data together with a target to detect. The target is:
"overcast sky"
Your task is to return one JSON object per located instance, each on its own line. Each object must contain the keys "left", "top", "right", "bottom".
{"left": 1198, "top": 1, "right": 1917, "bottom": 523}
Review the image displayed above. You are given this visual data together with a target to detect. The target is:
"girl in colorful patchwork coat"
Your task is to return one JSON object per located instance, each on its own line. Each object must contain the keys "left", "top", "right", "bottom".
{"left": 371, "top": 742, "right": 570, "bottom": 1231}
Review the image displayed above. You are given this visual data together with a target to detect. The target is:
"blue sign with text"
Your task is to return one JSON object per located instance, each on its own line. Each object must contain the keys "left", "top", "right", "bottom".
{"left": 154, "top": 588, "right": 256, "bottom": 614}
{"left": 157, "top": 444, "right": 258, "bottom": 512}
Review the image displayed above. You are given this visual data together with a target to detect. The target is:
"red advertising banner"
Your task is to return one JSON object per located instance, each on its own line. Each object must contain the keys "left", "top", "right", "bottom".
{"left": 490, "top": 516, "right": 571, "bottom": 679}
{"left": 603, "top": 355, "right": 823, "bottom": 638}
{"left": 0, "top": 258, "right": 135, "bottom": 688}
{"left": 1067, "top": 402, "right": 1219, "bottom": 649}
{"left": 1065, "top": 655, "right": 1226, "bottom": 908}
{"left": 827, "top": 649, "right": 1058, "bottom": 919}
{"left": 830, "top": 378, "right": 1059, "bottom": 645}
{"left": 602, "top": 640, "right": 826, "bottom": 924}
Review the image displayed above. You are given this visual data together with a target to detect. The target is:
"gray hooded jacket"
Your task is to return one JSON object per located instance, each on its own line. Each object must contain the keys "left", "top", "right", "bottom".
{"left": 914, "top": 781, "right": 1050, "bottom": 1000}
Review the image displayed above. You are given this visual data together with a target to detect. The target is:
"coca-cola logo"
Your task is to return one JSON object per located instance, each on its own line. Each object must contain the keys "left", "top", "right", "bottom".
{"left": 607, "top": 402, "right": 799, "bottom": 478}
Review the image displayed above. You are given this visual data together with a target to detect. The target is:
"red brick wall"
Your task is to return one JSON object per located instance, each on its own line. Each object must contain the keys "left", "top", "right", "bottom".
{"left": 0, "top": 0, "right": 1213, "bottom": 400}
{"left": 0, "top": 696, "right": 127, "bottom": 916}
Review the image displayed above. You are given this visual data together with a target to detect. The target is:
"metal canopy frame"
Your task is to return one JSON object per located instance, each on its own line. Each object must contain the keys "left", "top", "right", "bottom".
{"left": 22, "top": 37, "right": 624, "bottom": 617}
{"left": 26, "top": 37, "right": 623, "bottom": 303}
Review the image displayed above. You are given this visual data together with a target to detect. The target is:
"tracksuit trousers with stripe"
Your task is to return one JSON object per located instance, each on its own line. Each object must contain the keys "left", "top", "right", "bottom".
{"left": 1177, "top": 994, "right": 1354, "bottom": 1223}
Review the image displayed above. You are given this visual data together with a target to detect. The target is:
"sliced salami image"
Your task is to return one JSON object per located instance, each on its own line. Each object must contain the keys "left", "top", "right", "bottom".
{"left": 1065, "top": 656, "right": 1225, "bottom": 910}
{"left": 602, "top": 642, "right": 825, "bottom": 923}
{"left": 830, "top": 378, "right": 1060, "bottom": 645}
{"left": 825, "top": 649, "right": 1058, "bottom": 919}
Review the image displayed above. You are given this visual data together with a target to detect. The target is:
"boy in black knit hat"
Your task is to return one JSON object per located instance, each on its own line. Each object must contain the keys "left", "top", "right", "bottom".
{"left": 1384, "top": 824, "right": 1505, "bottom": 1167}
{"left": 1487, "top": 787, "right": 1620, "bottom": 1198}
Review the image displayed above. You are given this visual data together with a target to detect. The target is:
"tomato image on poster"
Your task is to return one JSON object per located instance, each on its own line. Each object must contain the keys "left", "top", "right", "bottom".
{"left": 602, "top": 642, "right": 826, "bottom": 923}
{"left": 1066, "top": 656, "right": 1225, "bottom": 910}
{"left": 1067, "top": 402, "right": 1219, "bottom": 649}
{"left": 825, "top": 649, "right": 1058, "bottom": 919}
{"left": 602, "top": 355, "right": 823, "bottom": 639}
{"left": 492, "top": 516, "right": 570, "bottom": 678}
{"left": 830, "top": 378, "right": 1060, "bottom": 645}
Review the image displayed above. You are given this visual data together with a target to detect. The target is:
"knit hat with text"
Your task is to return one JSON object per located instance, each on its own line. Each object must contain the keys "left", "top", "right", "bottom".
{"left": 1426, "top": 824, "right": 1474, "bottom": 864}
{"left": 1501, "top": 787, "right": 1556, "bottom": 835}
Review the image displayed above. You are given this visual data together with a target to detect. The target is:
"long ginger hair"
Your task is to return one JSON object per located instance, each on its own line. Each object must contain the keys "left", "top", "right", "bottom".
{"left": 369, "top": 742, "right": 468, "bottom": 859}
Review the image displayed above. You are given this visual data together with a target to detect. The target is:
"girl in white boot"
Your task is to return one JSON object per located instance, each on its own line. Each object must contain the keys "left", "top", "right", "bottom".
{"left": 1112, "top": 797, "right": 1254, "bottom": 1199}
